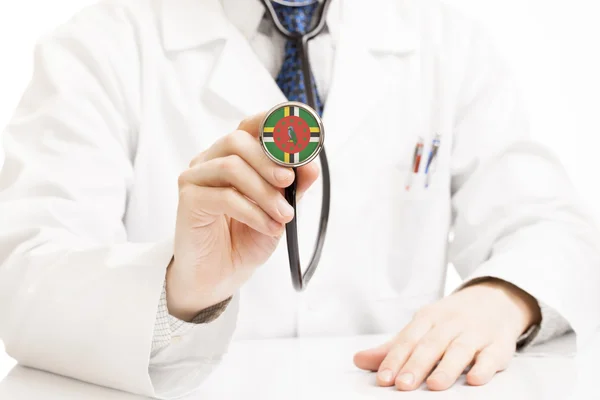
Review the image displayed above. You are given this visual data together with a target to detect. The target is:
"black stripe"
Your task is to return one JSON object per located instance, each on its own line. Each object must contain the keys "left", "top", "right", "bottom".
{"left": 310, "top": 132, "right": 319, "bottom": 138}
{"left": 263, "top": 132, "right": 273, "bottom": 138}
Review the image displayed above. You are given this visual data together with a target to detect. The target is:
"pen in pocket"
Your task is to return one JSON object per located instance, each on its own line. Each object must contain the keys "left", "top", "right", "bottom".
{"left": 424, "top": 134, "right": 441, "bottom": 188}
{"left": 405, "top": 137, "right": 424, "bottom": 191}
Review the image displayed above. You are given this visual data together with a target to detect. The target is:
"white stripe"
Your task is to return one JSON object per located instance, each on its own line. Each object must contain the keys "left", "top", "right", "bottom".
{"left": 294, "top": 153, "right": 299, "bottom": 163}
{"left": 263, "top": 137, "right": 275, "bottom": 142}
{"left": 293, "top": 107, "right": 299, "bottom": 117}
{"left": 309, "top": 137, "right": 320, "bottom": 142}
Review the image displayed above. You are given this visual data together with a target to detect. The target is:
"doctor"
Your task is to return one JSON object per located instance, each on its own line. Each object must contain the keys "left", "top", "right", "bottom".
{"left": 0, "top": 0, "right": 599, "bottom": 398}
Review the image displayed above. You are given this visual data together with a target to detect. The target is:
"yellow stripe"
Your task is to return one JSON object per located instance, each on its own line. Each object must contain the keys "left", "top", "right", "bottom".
{"left": 284, "top": 153, "right": 290, "bottom": 163}
{"left": 264, "top": 127, "right": 274, "bottom": 132}
{"left": 284, "top": 107, "right": 290, "bottom": 117}
{"left": 309, "top": 127, "right": 320, "bottom": 132}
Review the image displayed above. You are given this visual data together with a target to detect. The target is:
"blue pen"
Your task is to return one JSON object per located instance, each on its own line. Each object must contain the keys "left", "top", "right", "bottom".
{"left": 424, "top": 134, "right": 441, "bottom": 188}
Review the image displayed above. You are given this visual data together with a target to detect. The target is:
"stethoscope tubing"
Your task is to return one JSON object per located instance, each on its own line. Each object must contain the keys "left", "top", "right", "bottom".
{"left": 260, "top": 0, "right": 332, "bottom": 291}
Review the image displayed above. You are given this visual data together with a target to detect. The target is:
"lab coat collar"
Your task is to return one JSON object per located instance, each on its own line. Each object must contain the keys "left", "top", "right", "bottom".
{"left": 159, "top": 0, "right": 419, "bottom": 55}
{"left": 160, "top": 0, "right": 230, "bottom": 51}
{"left": 221, "top": 0, "right": 271, "bottom": 43}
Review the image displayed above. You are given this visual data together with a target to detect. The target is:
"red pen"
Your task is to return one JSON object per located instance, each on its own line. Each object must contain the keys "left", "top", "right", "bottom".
{"left": 405, "top": 137, "right": 424, "bottom": 191}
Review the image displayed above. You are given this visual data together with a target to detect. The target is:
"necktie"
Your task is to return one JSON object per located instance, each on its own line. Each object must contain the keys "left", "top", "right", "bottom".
{"left": 272, "top": 0, "right": 324, "bottom": 115}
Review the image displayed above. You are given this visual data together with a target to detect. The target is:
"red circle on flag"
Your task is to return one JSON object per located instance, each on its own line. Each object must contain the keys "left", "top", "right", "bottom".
{"left": 273, "top": 116, "right": 310, "bottom": 154}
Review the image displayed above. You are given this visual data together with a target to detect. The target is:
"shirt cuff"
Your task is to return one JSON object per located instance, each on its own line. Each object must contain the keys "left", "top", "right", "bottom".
{"left": 457, "top": 276, "right": 572, "bottom": 349}
{"left": 518, "top": 300, "right": 571, "bottom": 348}
{"left": 151, "top": 281, "right": 232, "bottom": 355}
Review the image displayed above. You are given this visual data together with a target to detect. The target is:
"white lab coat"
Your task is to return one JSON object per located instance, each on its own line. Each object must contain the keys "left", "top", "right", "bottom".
{"left": 0, "top": 0, "right": 599, "bottom": 398}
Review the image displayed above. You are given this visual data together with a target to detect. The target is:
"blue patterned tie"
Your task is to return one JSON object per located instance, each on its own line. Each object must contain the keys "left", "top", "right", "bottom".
{"left": 272, "top": 1, "right": 324, "bottom": 115}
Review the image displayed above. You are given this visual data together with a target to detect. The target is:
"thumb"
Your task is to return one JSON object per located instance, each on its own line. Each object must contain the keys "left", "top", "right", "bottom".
{"left": 353, "top": 340, "right": 394, "bottom": 372}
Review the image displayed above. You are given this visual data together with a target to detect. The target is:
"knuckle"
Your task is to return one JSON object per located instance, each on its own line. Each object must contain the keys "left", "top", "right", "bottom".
{"left": 222, "top": 187, "right": 238, "bottom": 203}
{"left": 442, "top": 311, "right": 462, "bottom": 324}
{"left": 449, "top": 339, "right": 477, "bottom": 355}
{"left": 394, "top": 330, "right": 422, "bottom": 349}
{"left": 238, "top": 116, "right": 253, "bottom": 129}
{"left": 443, "top": 319, "right": 463, "bottom": 334}
{"left": 188, "top": 152, "right": 204, "bottom": 168}
{"left": 177, "top": 181, "right": 196, "bottom": 203}
{"left": 392, "top": 332, "right": 418, "bottom": 349}
{"left": 404, "top": 338, "right": 420, "bottom": 349}
{"left": 177, "top": 169, "right": 194, "bottom": 188}
{"left": 413, "top": 340, "right": 437, "bottom": 357}
{"left": 177, "top": 172, "right": 188, "bottom": 188}
{"left": 413, "top": 306, "right": 434, "bottom": 322}
{"left": 488, "top": 344, "right": 512, "bottom": 361}
{"left": 219, "top": 155, "right": 243, "bottom": 173}
{"left": 242, "top": 196, "right": 256, "bottom": 215}
{"left": 379, "top": 353, "right": 399, "bottom": 369}
{"left": 227, "top": 130, "right": 246, "bottom": 151}
{"left": 404, "top": 357, "right": 427, "bottom": 372}
{"left": 221, "top": 131, "right": 239, "bottom": 152}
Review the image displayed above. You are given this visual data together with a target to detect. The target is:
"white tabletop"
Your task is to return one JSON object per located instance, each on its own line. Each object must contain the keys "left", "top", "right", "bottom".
{"left": 0, "top": 333, "right": 597, "bottom": 399}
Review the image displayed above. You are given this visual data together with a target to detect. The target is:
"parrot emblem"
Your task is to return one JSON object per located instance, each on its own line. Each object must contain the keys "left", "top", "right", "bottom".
{"left": 287, "top": 126, "right": 298, "bottom": 145}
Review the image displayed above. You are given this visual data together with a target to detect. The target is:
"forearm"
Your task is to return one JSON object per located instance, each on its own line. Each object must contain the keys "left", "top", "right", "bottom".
{"left": 0, "top": 235, "right": 172, "bottom": 396}
{"left": 455, "top": 219, "right": 600, "bottom": 347}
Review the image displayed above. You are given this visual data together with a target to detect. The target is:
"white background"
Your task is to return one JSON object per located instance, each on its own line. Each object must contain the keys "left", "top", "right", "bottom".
{"left": 0, "top": 0, "right": 599, "bottom": 348}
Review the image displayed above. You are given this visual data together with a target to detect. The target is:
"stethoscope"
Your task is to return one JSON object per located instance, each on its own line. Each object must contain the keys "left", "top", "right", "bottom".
{"left": 259, "top": 0, "right": 332, "bottom": 291}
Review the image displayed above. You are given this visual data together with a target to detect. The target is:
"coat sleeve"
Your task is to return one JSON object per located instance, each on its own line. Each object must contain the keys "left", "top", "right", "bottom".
{"left": 0, "top": 4, "right": 237, "bottom": 399}
{"left": 447, "top": 20, "right": 600, "bottom": 349}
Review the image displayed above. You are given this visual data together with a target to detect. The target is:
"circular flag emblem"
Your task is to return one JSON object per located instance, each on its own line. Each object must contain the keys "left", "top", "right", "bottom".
{"left": 260, "top": 101, "right": 324, "bottom": 167}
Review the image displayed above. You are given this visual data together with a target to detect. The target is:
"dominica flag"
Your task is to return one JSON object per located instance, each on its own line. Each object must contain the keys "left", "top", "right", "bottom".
{"left": 261, "top": 104, "right": 323, "bottom": 166}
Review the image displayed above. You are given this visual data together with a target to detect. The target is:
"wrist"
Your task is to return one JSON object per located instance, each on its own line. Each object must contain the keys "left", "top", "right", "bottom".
{"left": 165, "top": 257, "right": 232, "bottom": 321}
{"left": 473, "top": 278, "right": 542, "bottom": 335}
{"left": 165, "top": 259, "right": 197, "bottom": 321}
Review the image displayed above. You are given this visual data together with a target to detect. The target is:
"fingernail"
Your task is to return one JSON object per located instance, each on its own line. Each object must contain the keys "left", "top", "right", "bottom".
{"left": 397, "top": 373, "right": 414, "bottom": 386}
{"left": 378, "top": 369, "right": 394, "bottom": 384}
{"left": 275, "top": 168, "right": 293, "bottom": 183}
{"left": 277, "top": 197, "right": 294, "bottom": 218}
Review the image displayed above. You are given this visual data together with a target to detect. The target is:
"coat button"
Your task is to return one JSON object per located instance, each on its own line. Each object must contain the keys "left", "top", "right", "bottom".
{"left": 171, "top": 336, "right": 183, "bottom": 344}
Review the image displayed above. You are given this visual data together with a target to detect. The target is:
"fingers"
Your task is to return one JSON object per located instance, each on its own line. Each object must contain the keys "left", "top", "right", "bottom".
{"left": 180, "top": 155, "right": 294, "bottom": 224}
{"left": 375, "top": 318, "right": 433, "bottom": 387}
{"left": 189, "top": 112, "right": 321, "bottom": 200}
{"left": 393, "top": 323, "right": 463, "bottom": 391}
{"left": 426, "top": 335, "right": 481, "bottom": 391}
{"left": 181, "top": 112, "right": 321, "bottom": 232}
{"left": 180, "top": 185, "right": 283, "bottom": 237}
{"left": 192, "top": 129, "right": 295, "bottom": 189}
{"left": 466, "top": 342, "right": 514, "bottom": 386}
{"left": 361, "top": 332, "right": 514, "bottom": 393}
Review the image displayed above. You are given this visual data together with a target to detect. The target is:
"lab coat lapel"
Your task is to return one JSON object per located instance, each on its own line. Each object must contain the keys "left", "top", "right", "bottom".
{"left": 205, "top": 30, "right": 287, "bottom": 119}
{"left": 160, "top": 0, "right": 285, "bottom": 119}
{"left": 322, "top": 32, "right": 384, "bottom": 156}
{"left": 323, "top": 0, "right": 419, "bottom": 156}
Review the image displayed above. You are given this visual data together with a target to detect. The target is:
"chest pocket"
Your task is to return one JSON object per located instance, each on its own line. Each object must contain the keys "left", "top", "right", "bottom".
{"left": 370, "top": 132, "right": 451, "bottom": 303}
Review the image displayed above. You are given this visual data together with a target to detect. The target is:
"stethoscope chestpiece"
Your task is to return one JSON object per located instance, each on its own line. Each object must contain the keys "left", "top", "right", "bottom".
{"left": 259, "top": 101, "right": 325, "bottom": 168}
